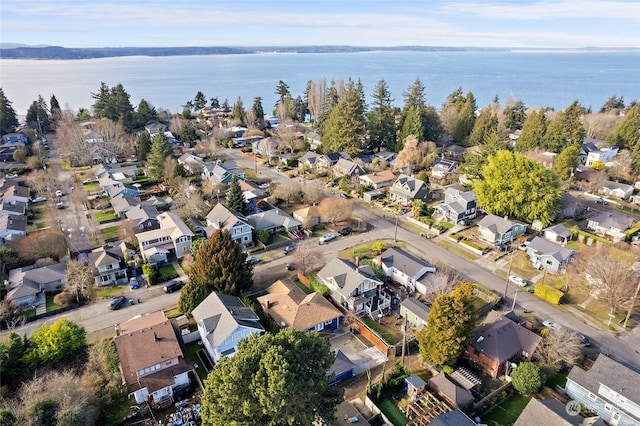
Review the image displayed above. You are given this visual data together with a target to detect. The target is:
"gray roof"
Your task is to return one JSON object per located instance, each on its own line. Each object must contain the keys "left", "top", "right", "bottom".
{"left": 1, "top": 200, "right": 26, "bottom": 214}
{"left": 111, "top": 194, "right": 142, "bottom": 214}
{"left": 246, "top": 209, "right": 301, "bottom": 231}
{"left": 478, "top": 214, "right": 517, "bottom": 235}
{"left": 471, "top": 311, "right": 541, "bottom": 365}
{"left": 429, "top": 372, "right": 474, "bottom": 407}
{"left": 205, "top": 203, "right": 250, "bottom": 231}
{"left": 391, "top": 174, "right": 429, "bottom": 198}
{"left": 400, "top": 297, "right": 431, "bottom": 320}
{"left": 0, "top": 214, "right": 26, "bottom": 232}
{"left": 328, "top": 349, "right": 355, "bottom": 378}
{"left": 380, "top": 247, "right": 435, "bottom": 280}
{"left": 527, "top": 236, "right": 575, "bottom": 263}
{"left": 567, "top": 354, "right": 640, "bottom": 404}
{"left": 602, "top": 180, "right": 633, "bottom": 192}
{"left": 589, "top": 212, "right": 636, "bottom": 231}
{"left": 334, "top": 158, "right": 363, "bottom": 175}
{"left": 405, "top": 374, "right": 427, "bottom": 389}
{"left": 125, "top": 204, "right": 160, "bottom": 221}
{"left": 317, "top": 258, "right": 382, "bottom": 300}
{"left": 192, "top": 292, "right": 264, "bottom": 350}
{"left": 429, "top": 409, "right": 476, "bottom": 426}
{"left": 514, "top": 398, "right": 581, "bottom": 426}
{"left": 544, "top": 223, "right": 573, "bottom": 238}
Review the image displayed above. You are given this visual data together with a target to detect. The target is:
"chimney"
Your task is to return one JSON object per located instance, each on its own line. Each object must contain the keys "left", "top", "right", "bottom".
{"left": 376, "top": 255, "right": 382, "bottom": 268}
{"left": 153, "top": 332, "right": 158, "bottom": 341}
{"left": 264, "top": 298, "right": 270, "bottom": 315}
{"left": 355, "top": 256, "right": 359, "bottom": 267}
{"left": 218, "top": 219, "right": 222, "bottom": 229}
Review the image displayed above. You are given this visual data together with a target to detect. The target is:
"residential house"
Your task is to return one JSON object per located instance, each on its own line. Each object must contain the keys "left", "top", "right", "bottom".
{"left": 526, "top": 237, "right": 575, "bottom": 273}
{"left": 88, "top": 245, "right": 128, "bottom": 286}
{"left": 1, "top": 133, "right": 28, "bottom": 144}
{"left": 114, "top": 311, "right": 193, "bottom": 405}
{"left": 201, "top": 161, "right": 244, "bottom": 183}
{"left": 191, "top": 292, "right": 265, "bottom": 363}
{"left": 111, "top": 194, "right": 142, "bottom": 217}
{"left": 565, "top": 354, "right": 640, "bottom": 426}
{"left": 444, "top": 144, "right": 467, "bottom": 159}
{"left": 477, "top": 214, "right": 527, "bottom": 246}
{"left": 587, "top": 212, "right": 637, "bottom": 243}
{"left": 231, "top": 135, "right": 262, "bottom": 148}
{"left": 2, "top": 185, "right": 30, "bottom": 204}
{"left": 316, "top": 152, "right": 350, "bottom": 169}
{"left": 358, "top": 170, "right": 396, "bottom": 189}
{"left": 6, "top": 262, "right": 67, "bottom": 308}
{"left": 428, "top": 372, "right": 474, "bottom": 409}
{"left": 142, "top": 195, "right": 170, "bottom": 211}
{"left": 600, "top": 180, "right": 634, "bottom": 200}
{"left": 431, "top": 158, "right": 459, "bottom": 179}
{"left": 144, "top": 122, "right": 168, "bottom": 137}
{"left": 125, "top": 205, "right": 160, "bottom": 232}
{"left": 514, "top": 398, "right": 589, "bottom": 426}
{"left": 428, "top": 410, "right": 477, "bottom": 426}
{"left": 586, "top": 146, "right": 619, "bottom": 167}
{"left": 405, "top": 375, "right": 427, "bottom": 400}
{"left": 293, "top": 205, "right": 321, "bottom": 228}
{"left": 0, "top": 200, "right": 27, "bottom": 216}
{"left": 373, "top": 151, "right": 396, "bottom": 164}
{"left": 237, "top": 179, "right": 266, "bottom": 199}
{"left": 0, "top": 142, "right": 26, "bottom": 161}
{"left": 298, "top": 151, "right": 321, "bottom": 170}
{"left": 508, "top": 130, "right": 521, "bottom": 146}
{"left": 399, "top": 297, "right": 430, "bottom": 330}
{"left": 106, "top": 184, "right": 141, "bottom": 200}
{"left": 0, "top": 214, "right": 27, "bottom": 242}
{"left": 327, "top": 351, "right": 355, "bottom": 386}
{"left": 433, "top": 185, "right": 477, "bottom": 224}
{"left": 464, "top": 310, "right": 541, "bottom": 378}
{"left": 305, "top": 131, "right": 322, "bottom": 151}
{"left": 333, "top": 158, "right": 365, "bottom": 177}
{"left": 543, "top": 223, "right": 574, "bottom": 244}
{"left": 257, "top": 279, "right": 343, "bottom": 332}
{"left": 252, "top": 137, "right": 280, "bottom": 164}
{"left": 579, "top": 139, "right": 603, "bottom": 164}
{"left": 378, "top": 247, "right": 436, "bottom": 293}
{"left": 389, "top": 174, "right": 431, "bottom": 206}
{"left": 95, "top": 163, "right": 139, "bottom": 182}
{"left": 136, "top": 212, "right": 194, "bottom": 263}
{"left": 316, "top": 258, "right": 390, "bottom": 316}
{"left": 177, "top": 153, "right": 205, "bottom": 175}
{"left": 246, "top": 209, "right": 302, "bottom": 234}
{"left": 205, "top": 203, "right": 253, "bottom": 246}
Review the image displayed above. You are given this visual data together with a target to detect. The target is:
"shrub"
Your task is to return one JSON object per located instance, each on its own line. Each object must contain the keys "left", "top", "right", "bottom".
{"left": 308, "top": 276, "right": 330, "bottom": 296}
{"left": 534, "top": 283, "right": 564, "bottom": 305}
{"left": 442, "top": 365, "right": 454, "bottom": 374}
{"left": 511, "top": 362, "right": 545, "bottom": 395}
{"left": 255, "top": 229, "right": 270, "bottom": 245}
{"left": 142, "top": 263, "right": 156, "bottom": 285}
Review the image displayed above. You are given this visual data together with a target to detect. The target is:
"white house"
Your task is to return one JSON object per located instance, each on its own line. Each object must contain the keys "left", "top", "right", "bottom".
{"left": 136, "top": 212, "right": 193, "bottom": 262}
{"left": 378, "top": 247, "right": 436, "bottom": 294}
{"left": 205, "top": 203, "right": 253, "bottom": 246}
{"left": 586, "top": 146, "right": 619, "bottom": 167}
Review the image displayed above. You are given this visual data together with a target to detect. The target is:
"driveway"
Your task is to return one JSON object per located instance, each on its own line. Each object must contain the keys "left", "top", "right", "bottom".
{"left": 330, "top": 329, "right": 387, "bottom": 375}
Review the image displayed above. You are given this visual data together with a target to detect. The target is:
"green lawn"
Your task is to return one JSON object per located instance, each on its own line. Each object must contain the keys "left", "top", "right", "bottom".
{"left": 293, "top": 279, "right": 313, "bottom": 294}
{"left": 46, "top": 295, "right": 60, "bottom": 312}
{"left": 361, "top": 316, "right": 402, "bottom": 345}
{"left": 185, "top": 341, "right": 209, "bottom": 381}
{"left": 483, "top": 394, "right": 531, "bottom": 426}
{"left": 157, "top": 263, "right": 179, "bottom": 282}
{"left": 100, "top": 225, "right": 120, "bottom": 241}
{"left": 377, "top": 399, "right": 408, "bottom": 426}
{"left": 91, "top": 285, "right": 124, "bottom": 299}
{"left": 546, "top": 373, "right": 568, "bottom": 389}
{"left": 94, "top": 210, "right": 118, "bottom": 224}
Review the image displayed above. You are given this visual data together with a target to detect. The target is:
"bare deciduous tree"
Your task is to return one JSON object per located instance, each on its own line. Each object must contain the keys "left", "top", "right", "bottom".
{"left": 12, "top": 231, "right": 67, "bottom": 262}
{"left": 56, "top": 113, "right": 92, "bottom": 166}
{"left": 171, "top": 178, "right": 207, "bottom": 219}
{"left": 272, "top": 180, "right": 302, "bottom": 206}
{"left": 421, "top": 267, "right": 461, "bottom": 304}
{"left": 583, "top": 112, "right": 620, "bottom": 140}
{"left": 25, "top": 169, "right": 50, "bottom": 195}
{"left": 318, "top": 198, "right": 352, "bottom": 225}
{"left": 608, "top": 149, "right": 632, "bottom": 182}
{"left": 536, "top": 328, "right": 583, "bottom": 368}
{"left": 94, "top": 118, "right": 131, "bottom": 161}
{"left": 302, "top": 180, "right": 325, "bottom": 206}
{"left": 395, "top": 136, "right": 425, "bottom": 174}
{"left": 295, "top": 241, "right": 325, "bottom": 276}
{"left": 65, "top": 260, "right": 95, "bottom": 304}
{"left": 278, "top": 124, "right": 301, "bottom": 153}
{"left": 307, "top": 78, "right": 327, "bottom": 123}
{"left": 194, "top": 137, "right": 220, "bottom": 160}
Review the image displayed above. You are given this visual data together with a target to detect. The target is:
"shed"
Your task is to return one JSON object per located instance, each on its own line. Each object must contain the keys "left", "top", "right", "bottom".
{"left": 405, "top": 374, "right": 427, "bottom": 399}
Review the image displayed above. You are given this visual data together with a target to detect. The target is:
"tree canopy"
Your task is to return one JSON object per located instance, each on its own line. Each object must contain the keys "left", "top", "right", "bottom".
{"left": 320, "top": 78, "right": 366, "bottom": 157}
{"left": 516, "top": 108, "right": 547, "bottom": 152}
{"left": 201, "top": 328, "right": 343, "bottom": 426}
{"left": 366, "top": 79, "right": 397, "bottom": 152}
{"left": 0, "top": 88, "right": 19, "bottom": 135}
{"left": 545, "top": 100, "right": 586, "bottom": 152}
{"left": 225, "top": 175, "right": 245, "bottom": 213}
{"left": 510, "top": 362, "right": 545, "bottom": 395}
{"left": 145, "top": 132, "right": 174, "bottom": 181}
{"left": 24, "top": 319, "right": 86, "bottom": 367}
{"left": 473, "top": 150, "right": 562, "bottom": 226}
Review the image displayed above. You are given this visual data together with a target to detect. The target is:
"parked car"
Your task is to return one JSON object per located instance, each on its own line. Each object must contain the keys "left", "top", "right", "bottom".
{"left": 108, "top": 295, "right": 128, "bottom": 310}
{"left": 31, "top": 196, "right": 47, "bottom": 203}
{"left": 83, "top": 178, "right": 98, "bottom": 184}
{"left": 542, "top": 320, "right": 563, "bottom": 330}
{"left": 129, "top": 277, "right": 140, "bottom": 289}
{"left": 457, "top": 219, "right": 470, "bottom": 226}
{"left": 55, "top": 201, "right": 64, "bottom": 209}
{"left": 338, "top": 227, "right": 353, "bottom": 236}
{"left": 5, "top": 173, "right": 18, "bottom": 179}
{"left": 282, "top": 244, "right": 296, "bottom": 255}
{"left": 246, "top": 256, "right": 261, "bottom": 265}
{"left": 595, "top": 197, "right": 608, "bottom": 205}
{"left": 319, "top": 233, "right": 336, "bottom": 243}
{"left": 258, "top": 183, "right": 270, "bottom": 190}
{"left": 579, "top": 334, "right": 592, "bottom": 347}
{"left": 509, "top": 275, "right": 528, "bottom": 287}
{"left": 285, "top": 262, "right": 295, "bottom": 271}
{"left": 55, "top": 190, "right": 63, "bottom": 197}
{"left": 163, "top": 280, "right": 185, "bottom": 293}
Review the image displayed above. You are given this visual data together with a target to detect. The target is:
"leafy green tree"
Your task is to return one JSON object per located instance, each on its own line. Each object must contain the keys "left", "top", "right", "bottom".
{"left": 145, "top": 132, "right": 173, "bottom": 181}
{"left": 179, "top": 124, "right": 198, "bottom": 143}
{"left": 469, "top": 108, "right": 499, "bottom": 146}
{"left": 201, "top": 328, "right": 343, "bottom": 426}
{"left": 24, "top": 319, "right": 86, "bottom": 367}
{"left": 0, "top": 332, "right": 28, "bottom": 387}
{"left": 552, "top": 145, "right": 580, "bottom": 180}
{"left": 226, "top": 175, "right": 245, "bottom": 213}
{"left": 516, "top": 109, "right": 547, "bottom": 152}
{"left": 210, "top": 97, "right": 220, "bottom": 109}
{"left": 12, "top": 149, "right": 26, "bottom": 163}
{"left": 0, "top": 88, "right": 19, "bottom": 135}
{"left": 81, "top": 337, "right": 126, "bottom": 409}
{"left": 473, "top": 150, "right": 562, "bottom": 226}
{"left": 0, "top": 410, "right": 16, "bottom": 426}
{"left": 231, "top": 96, "right": 245, "bottom": 126}
{"left": 417, "top": 282, "right": 475, "bottom": 367}
{"left": 222, "top": 98, "right": 231, "bottom": 113}
{"left": 504, "top": 100, "right": 527, "bottom": 131}
{"left": 511, "top": 362, "right": 545, "bottom": 394}
{"left": 607, "top": 104, "right": 640, "bottom": 149}
{"left": 91, "top": 82, "right": 134, "bottom": 131}
{"left": 459, "top": 129, "right": 508, "bottom": 179}
{"left": 178, "top": 280, "right": 211, "bottom": 317}
{"left": 422, "top": 105, "right": 444, "bottom": 143}
{"left": 545, "top": 100, "right": 586, "bottom": 152}
{"left": 274, "top": 80, "right": 291, "bottom": 105}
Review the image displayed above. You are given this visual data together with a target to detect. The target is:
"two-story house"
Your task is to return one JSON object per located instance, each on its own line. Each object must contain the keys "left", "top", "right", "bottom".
{"left": 399, "top": 297, "right": 430, "bottom": 330}
{"left": 477, "top": 214, "right": 527, "bottom": 246}
{"left": 378, "top": 247, "right": 436, "bottom": 294}
{"left": 586, "top": 146, "right": 619, "bottom": 167}
{"left": 316, "top": 258, "right": 390, "bottom": 317}
{"left": 205, "top": 203, "right": 253, "bottom": 246}
{"left": 114, "top": 311, "right": 193, "bottom": 406}
{"left": 6, "top": 262, "right": 67, "bottom": 309}
{"left": 565, "top": 354, "right": 640, "bottom": 426}
{"left": 201, "top": 161, "right": 245, "bottom": 184}
{"left": 389, "top": 174, "right": 431, "bottom": 206}
{"left": 333, "top": 158, "right": 365, "bottom": 177}
{"left": 431, "top": 158, "right": 459, "bottom": 179}
{"left": 88, "top": 245, "right": 128, "bottom": 286}
{"left": 2, "top": 185, "right": 30, "bottom": 205}
{"left": 525, "top": 237, "right": 575, "bottom": 273}
{"left": 587, "top": 212, "right": 636, "bottom": 243}
{"left": 136, "top": 212, "right": 194, "bottom": 263}
{"left": 433, "top": 185, "right": 477, "bottom": 224}
{"left": 192, "top": 292, "right": 265, "bottom": 363}
{"left": 316, "top": 152, "right": 350, "bottom": 169}
{"left": 125, "top": 204, "right": 161, "bottom": 232}
{"left": 358, "top": 170, "right": 397, "bottom": 190}
{"left": 177, "top": 153, "right": 205, "bottom": 175}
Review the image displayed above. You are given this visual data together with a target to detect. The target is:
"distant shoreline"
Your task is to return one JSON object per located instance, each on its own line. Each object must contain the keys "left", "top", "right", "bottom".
{"left": 1, "top": 45, "right": 638, "bottom": 60}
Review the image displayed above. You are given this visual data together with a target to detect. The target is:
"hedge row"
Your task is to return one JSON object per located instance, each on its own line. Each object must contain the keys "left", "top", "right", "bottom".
{"left": 534, "top": 283, "right": 564, "bottom": 305}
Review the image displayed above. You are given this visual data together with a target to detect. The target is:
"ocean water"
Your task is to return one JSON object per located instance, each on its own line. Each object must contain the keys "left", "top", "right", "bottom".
{"left": 1, "top": 50, "right": 639, "bottom": 116}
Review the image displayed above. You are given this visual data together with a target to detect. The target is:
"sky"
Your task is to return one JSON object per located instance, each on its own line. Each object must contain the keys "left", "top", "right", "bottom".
{"left": 1, "top": 0, "right": 639, "bottom": 49}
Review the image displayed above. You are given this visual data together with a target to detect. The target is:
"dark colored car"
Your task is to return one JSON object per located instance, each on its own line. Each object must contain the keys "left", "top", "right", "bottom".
{"left": 163, "top": 280, "right": 185, "bottom": 293}
{"left": 283, "top": 244, "right": 296, "bottom": 255}
{"left": 338, "top": 227, "right": 353, "bottom": 236}
{"left": 595, "top": 198, "right": 608, "bottom": 205}
{"left": 579, "top": 334, "right": 592, "bottom": 347}
{"left": 108, "top": 295, "right": 127, "bottom": 310}
{"left": 285, "top": 262, "right": 295, "bottom": 271}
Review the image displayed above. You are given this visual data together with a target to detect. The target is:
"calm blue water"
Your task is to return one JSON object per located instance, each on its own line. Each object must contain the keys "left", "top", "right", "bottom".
{"left": 1, "top": 50, "right": 638, "bottom": 116}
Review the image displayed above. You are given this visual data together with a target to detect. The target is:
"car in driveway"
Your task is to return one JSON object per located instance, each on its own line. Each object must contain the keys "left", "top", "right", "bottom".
{"left": 108, "top": 295, "right": 128, "bottom": 310}
{"left": 542, "top": 320, "right": 563, "bottom": 330}
{"left": 31, "top": 196, "right": 47, "bottom": 203}
{"left": 282, "top": 244, "right": 296, "bottom": 255}
{"left": 338, "top": 227, "right": 353, "bottom": 236}
{"left": 246, "top": 256, "right": 261, "bottom": 265}
{"left": 319, "top": 233, "right": 336, "bottom": 243}
{"left": 83, "top": 178, "right": 98, "bottom": 184}
{"left": 509, "top": 275, "right": 528, "bottom": 287}
{"left": 129, "top": 277, "right": 140, "bottom": 289}
{"left": 5, "top": 173, "right": 18, "bottom": 179}
{"left": 258, "top": 183, "right": 270, "bottom": 190}
{"left": 55, "top": 190, "right": 63, "bottom": 197}
{"left": 163, "top": 280, "right": 185, "bottom": 293}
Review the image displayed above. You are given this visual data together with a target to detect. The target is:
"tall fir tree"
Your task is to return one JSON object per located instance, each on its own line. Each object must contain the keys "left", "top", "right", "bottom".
{"left": 469, "top": 108, "right": 499, "bottom": 146}
{"left": 0, "top": 88, "right": 19, "bottom": 135}
{"left": 226, "top": 175, "right": 245, "bottom": 213}
{"left": 516, "top": 108, "right": 548, "bottom": 152}
{"left": 321, "top": 78, "right": 367, "bottom": 156}
{"left": 366, "top": 79, "right": 396, "bottom": 152}
{"left": 252, "top": 96, "right": 265, "bottom": 128}
{"left": 145, "top": 132, "right": 173, "bottom": 181}
{"left": 231, "top": 97, "right": 245, "bottom": 126}
{"left": 607, "top": 103, "right": 640, "bottom": 150}
{"left": 545, "top": 100, "right": 586, "bottom": 152}
{"left": 504, "top": 100, "right": 527, "bottom": 131}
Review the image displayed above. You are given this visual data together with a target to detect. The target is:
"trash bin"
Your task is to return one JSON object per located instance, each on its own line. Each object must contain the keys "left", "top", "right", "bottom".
{"left": 129, "top": 299, "right": 134, "bottom": 305}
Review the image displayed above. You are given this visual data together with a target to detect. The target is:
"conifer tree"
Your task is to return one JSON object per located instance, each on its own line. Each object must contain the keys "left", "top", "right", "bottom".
{"left": 504, "top": 100, "right": 527, "bottom": 131}
{"left": 545, "top": 100, "right": 586, "bottom": 152}
{"left": 226, "top": 175, "right": 245, "bottom": 213}
{"left": 516, "top": 108, "right": 548, "bottom": 152}
{"left": 0, "top": 88, "right": 19, "bottom": 135}
{"left": 366, "top": 79, "right": 397, "bottom": 152}
{"left": 607, "top": 103, "right": 640, "bottom": 150}
{"left": 145, "top": 132, "right": 173, "bottom": 182}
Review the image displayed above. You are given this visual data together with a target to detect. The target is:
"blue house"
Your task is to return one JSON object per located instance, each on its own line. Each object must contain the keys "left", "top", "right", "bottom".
{"left": 328, "top": 350, "right": 355, "bottom": 386}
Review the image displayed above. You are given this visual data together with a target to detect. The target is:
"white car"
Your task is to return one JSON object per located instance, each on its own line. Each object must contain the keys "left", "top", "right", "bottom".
{"left": 5, "top": 173, "right": 18, "bottom": 179}
{"left": 55, "top": 190, "right": 63, "bottom": 197}
{"left": 258, "top": 183, "right": 270, "bottom": 190}
{"left": 31, "top": 196, "right": 47, "bottom": 203}
{"left": 542, "top": 320, "right": 563, "bottom": 330}
{"left": 509, "top": 275, "right": 528, "bottom": 287}
{"left": 319, "top": 233, "right": 336, "bottom": 243}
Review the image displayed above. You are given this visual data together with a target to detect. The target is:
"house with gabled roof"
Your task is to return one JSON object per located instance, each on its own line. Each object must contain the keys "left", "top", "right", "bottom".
{"left": 444, "top": 144, "right": 467, "bottom": 158}
{"left": 298, "top": 151, "right": 321, "bottom": 170}
{"left": 177, "top": 153, "right": 205, "bottom": 175}
{"left": 514, "top": 398, "right": 589, "bottom": 426}
{"left": 600, "top": 180, "right": 634, "bottom": 200}
{"left": 0, "top": 213, "right": 27, "bottom": 242}
{"left": 477, "top": 214, "right": 527, "bottom": 245}
{"left": 293, "top": 205, "right": 321, "bottom": 228}
{"left": 145, "top": 122, "right": 168, "bottom": 137}
{"left": 433, "top": 185, "right": 477, "bottom": 224}
{"left": 316, "top": 152, "right": 350, "bottom": 169}
{"left": 305, "top": 131, "right": 322, "bottom": 151}
{"left": 586, "top": 146, "right": 619, "bottom": 167}
{"left": 257, "top": 279, "right": 343, "bottom": 332}
{"left": 359, "top": 170, "right": 396, "bottom": 189}
{"left": 587, "top": 212, "right": 637, "bottom": 243}
{"left": 88, "top": 245, "right": 128, "bottom": 287}
{"left": 327, "top": 350, "right": 355, "bottom": 386}
{"left": 125, "top": 204, "right": 160, "bottom": 232}
{"left": 205, "top": 203, "right": 253, "bottom": 246}
{"left": 6, "top": 262, "right": 67, "bottom": 308}
{"left": 399, "top": 297, "right": 430, "bottom": 330}
{"left": 378, "top": 247, "right": 436, "bottom": 293}
{"left": 136, "top": 212, "right": 193, "bottom": 262}
{"left": 114, "top": 311, "right": 193, "bottom": 405}
{"left": 543, "top": 223, "right": 573, "bottom": 244}
{"left": 333, "top": 158, "right": 365, "bottom": 177}
{"left": 201, "top": 161, "right": 244, "bottom": 184}
{"left": 579, "top": 138, "right": 603, "bottom": 164}
{"left": 464, "top": 310, "right": 541, "bottom": 378}
{"left": 0, "top": 200, "right": 26, "bottom": 216}
{"left": 1, "top": 133, "right": 28, "bottom": 145}
{"left": 2, "top": 185, "right": 29, "bottom": 204}
{"left": 192, "top": 292, "right": 264, "bottom": 363}
{"left": 111, "top": 194, "right": 142, "bottom": 217}
{"left": 565, "top": 354, "right": 640, "bottom": 426}
{"left": 431, "top": 158, "right": 459, "bottom": 179}
{"left": 428, "top": 372, "right": 474, "bottom": 409}
{"left": 316, "top": 258, "right": 390, "bottom": 316}
{"left": 389, "top": 174, "right": 431, "bottom": 206}
{"left": 526, "top": 236, "right": 575, "bottom": 273}
{"left": 246, "top": 209, "right": 302, "bottom": 234}
{"left": 106, "top": 184, "right": 140, "bottom": 200}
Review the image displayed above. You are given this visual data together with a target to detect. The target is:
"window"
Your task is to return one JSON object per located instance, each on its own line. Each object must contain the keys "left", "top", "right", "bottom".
{"left": 588, "top": 392, "right": 597, "bottom": 400}
{"left": 604, "top": 403, "right": 612, "bottom": 412}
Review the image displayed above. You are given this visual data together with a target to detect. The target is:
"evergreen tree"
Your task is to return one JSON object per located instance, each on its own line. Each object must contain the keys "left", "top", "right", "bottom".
{"left": 49, "top": 94, "right": 61, "bottom": 123}
{"left": 145, "top": 132, "right": 173, "bottom": 181}
{"left": 511, "top": 362, "right": 545, "bottom": 395}
{"left": 469, "top": 108, "right": 499, "bottom": 146}
{"left": 91, "top": 82, "right": 134, "bottom": 131}
{"left": 231, "top": 96, "right": 245, "bottom": 126}
{"left": 516, "top": 108, "right": 547, "bottom": 152}
{"left": 422, "top": 105, "right": 444, "bottom": 143}
{"left": 452, "top": 92, "right": 477, "bottom": 144}
{"left": 417, "top": 282, "right": 475, "bottom": 367}
{"left": 274, "top": 80, "right": 291, "bottom": 105}
{"left": 136, "top": 131, "right": 152, "bottom": 161}
{"left": 459, "top": 129, "right": 508, "bottom": 179}
{"left": 290, "top": 95, "right": 307, "bottom": 122}
{"left": 193, "top": 91, "right": 207, "bottom": 110}
{"left": 178, "top": 280, "right": 211, "bottom": 317}
{"left": 321, "top": 79, "right": 366, "bottom": 156}
{"left": 0, "top": 88, "right": 18, "bottom": 135}
{"left": 553, "top": 145, "right": 580, "bottom": 180}
{"left": 545, "top": 100, "right": 585, "bottom": 152}
{"left": 210, "top": 97, "right": 220, "bottom": 109}
{"left": 222, "top": 98, "right": 231, "bottom": 113}
{"left": 366, "top": 79, "right": 397, "bottom": 152}
{"left": 134, "top": 99, "right": 157, "bottom": 129}
{"left": 599, "top": 95, "right": 625, "bottom": 113}
{"left": 398, "top": 106, "right": 424, "bottom": 149}
{"left": 25, "top": 95, "right": 51, "bottom": 134}
{"left": 317, "top": 85, "right": 339, "bottom": 133}
{"left": 252, "top": 96, "right": 265, "bottom": 128}
{"left": 607, "top": 103, "right": 640, "bottom": 149}
{"left": 226, "top": 175, "right": 245, "bottom": 213}
{"left": 504, "top": 101, "right": 527, "bottom": 131}
{"left": 201, "top": 328, "right": 343, "bottom": 426}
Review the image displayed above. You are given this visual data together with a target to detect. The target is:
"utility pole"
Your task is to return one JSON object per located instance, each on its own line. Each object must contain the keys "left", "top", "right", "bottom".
{"left": 394, "top": 214, "right": 399, "bottom": 242}
{"left": 623, "top": 278, "right": 640, "bottom": 328}
{"left": 503, "top": 249, "right": 516, "bottom": 299}
{"left": 401, "top": 315, "right": 407, "bottom": 366}
{"left": 511, "top": 290, "right": 518, "bottom": 311}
